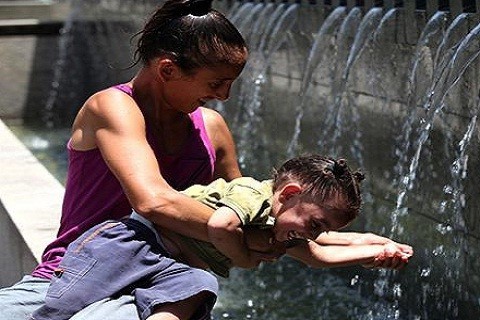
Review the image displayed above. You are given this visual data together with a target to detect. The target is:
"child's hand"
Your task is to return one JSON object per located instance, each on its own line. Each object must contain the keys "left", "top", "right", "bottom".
{"left": 353, "top": 233, "right": 413, "bottom": 254}
{"left": 363, "top": 242, "right": 413, "bottom": 269}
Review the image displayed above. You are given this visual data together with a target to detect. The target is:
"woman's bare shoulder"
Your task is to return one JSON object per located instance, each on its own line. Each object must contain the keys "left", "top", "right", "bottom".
{"left": 84, "top": 86, "right": 138, "bottom": 117}
{"left": 200, "top": 107, "right": 228, "bottom": 129}
{"left": 71, "top": 86, "right": 145, "bottom": 150}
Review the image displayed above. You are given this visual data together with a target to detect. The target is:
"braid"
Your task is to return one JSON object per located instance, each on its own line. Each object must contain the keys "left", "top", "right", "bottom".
{"left": 273, "top": 154, "right": 364, "bottom": 221}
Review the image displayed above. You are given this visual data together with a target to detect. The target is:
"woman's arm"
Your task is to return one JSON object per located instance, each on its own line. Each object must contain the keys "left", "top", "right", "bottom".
{"left": 207, "top": 206, "right": 260, "bottom": 268}
{"left": 202, "top": 108, "right": 241, "bottom": 180}
{"left": 71, "top": 90, "right": 218, "bottom": 242}
{"left": 208, "top": 207, "right": 286, "bottom": 268}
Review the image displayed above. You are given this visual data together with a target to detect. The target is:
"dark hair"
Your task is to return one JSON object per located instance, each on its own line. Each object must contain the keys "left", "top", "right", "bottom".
{"left": 272, "top": 155, "right": 365, "bottom": 222}
{"left": 133, "top": 0, "right": 248, "bottom": 72}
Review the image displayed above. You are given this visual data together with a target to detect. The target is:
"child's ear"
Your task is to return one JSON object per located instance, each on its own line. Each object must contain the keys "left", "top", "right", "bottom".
{"left": 279, "top": 183, "right": 302, "bottom": 202}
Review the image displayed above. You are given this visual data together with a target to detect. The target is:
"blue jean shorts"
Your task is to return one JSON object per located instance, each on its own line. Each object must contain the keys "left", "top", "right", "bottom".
{"left": 31, "top": 219, "right": 218, "bottom": 320}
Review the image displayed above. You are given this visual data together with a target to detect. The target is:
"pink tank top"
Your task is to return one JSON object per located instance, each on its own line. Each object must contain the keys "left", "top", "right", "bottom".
{"left": 32, "top": 84, "right": 216, "bottom": 279}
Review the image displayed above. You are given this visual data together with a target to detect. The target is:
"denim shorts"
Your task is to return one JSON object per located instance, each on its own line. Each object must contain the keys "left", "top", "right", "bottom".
{"left": 0, "top": 275, "right": 49, "bottom": 319}
{"left": 31, "top": 219, "right": 218, "bottom": 320}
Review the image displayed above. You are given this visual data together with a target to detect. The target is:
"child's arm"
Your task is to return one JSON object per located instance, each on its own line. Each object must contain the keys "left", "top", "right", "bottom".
{"left": 314, "top": 231, "right": 413, "bottom": 267}
{"left": 207, "top": 206, "right": 262, "bottom": 268}
{"left": 316, "top": 231, "right": 408, "bottom": 247}
{"left": 286, "top": 239, "right": 412, "bottom": 269}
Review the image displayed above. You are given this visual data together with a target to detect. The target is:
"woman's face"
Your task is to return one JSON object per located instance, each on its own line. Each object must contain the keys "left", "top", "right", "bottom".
{"left": 163, "top": 63, "right": 244, "bottom": 113}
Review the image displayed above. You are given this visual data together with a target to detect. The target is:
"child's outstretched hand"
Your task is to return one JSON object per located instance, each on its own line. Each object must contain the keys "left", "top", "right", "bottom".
{"left": 363, "top": 242, "right": 413, "bottom": 269}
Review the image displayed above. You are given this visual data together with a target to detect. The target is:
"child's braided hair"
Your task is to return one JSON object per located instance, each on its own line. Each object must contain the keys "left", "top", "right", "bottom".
{"left": 272, "top": 154, "right": 365, "bottom": 222}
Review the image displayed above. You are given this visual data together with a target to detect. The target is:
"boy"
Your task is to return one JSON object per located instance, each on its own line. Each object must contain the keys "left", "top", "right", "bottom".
{"left": 32, "top": 155, "right": 413, "bottom": 320}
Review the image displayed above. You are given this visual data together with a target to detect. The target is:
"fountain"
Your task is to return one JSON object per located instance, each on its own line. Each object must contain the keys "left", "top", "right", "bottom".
{"left": 1, "top": 0, "right": 479, "bottom": 319}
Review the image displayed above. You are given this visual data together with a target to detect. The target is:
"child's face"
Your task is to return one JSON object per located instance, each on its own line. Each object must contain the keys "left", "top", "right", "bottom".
{"left": 272, "top": 186, "right": 351, "bottom": 242}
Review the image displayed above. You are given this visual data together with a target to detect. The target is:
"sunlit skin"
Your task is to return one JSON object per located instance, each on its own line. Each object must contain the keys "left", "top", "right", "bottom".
{"left": 158, "top": 62, "right": 244, "bottom": 114}
{"left": 68, "top": 54, "right": 247, "bottom": 243}
{"left": 271, "top": 183, "right": 351, "bottom": 242}
{"left": 208, "top": 180, "right": 413, "bottom": 270}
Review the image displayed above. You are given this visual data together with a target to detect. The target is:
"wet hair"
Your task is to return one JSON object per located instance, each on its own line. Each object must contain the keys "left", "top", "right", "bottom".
{"left": 133, "top": 0, "right": 248, "bottom": 73}
{"left": 272, "top": 155, "right": 365, "bottom": 222}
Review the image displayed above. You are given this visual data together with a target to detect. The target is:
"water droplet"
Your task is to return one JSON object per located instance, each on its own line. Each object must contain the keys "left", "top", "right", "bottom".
{"left": 460, "top": 194, "right": 466, "bottom": 208}
{"left": 436, "top": 223, "right": 452, "bottom": 235}
{"left": 439, "top": 200, "right": 448, "bottom": 213}
{"left": 432, "top": 245, "right": 444, "bottom": 256}
{"left": 393, "top": 283, "right": 402, "bottom": 298}
{"left": 420, "top": 267, "right": 431, "bottom": 277}
{"left": 350, "top": 274, "right": 359, "bottom": 286}
{"left": 443, "top": 185, "right": 453, "bottom": 194}
{"left": 394, "top": 309, "right": 401, "bottom": 319}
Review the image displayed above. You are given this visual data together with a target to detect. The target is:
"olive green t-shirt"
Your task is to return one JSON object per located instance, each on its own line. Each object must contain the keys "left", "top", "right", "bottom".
{"left": 179, "top": 177, "right": 275, "bottom": 278}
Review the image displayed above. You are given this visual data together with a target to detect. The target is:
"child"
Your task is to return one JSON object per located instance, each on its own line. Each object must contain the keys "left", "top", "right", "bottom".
{"left": 31, "top": 155, "right": 413, "bottom": 320}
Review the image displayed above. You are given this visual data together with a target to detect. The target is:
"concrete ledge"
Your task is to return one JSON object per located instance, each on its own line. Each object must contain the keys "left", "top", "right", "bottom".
{"left": 0, "top": 0, "right": 69, "bottom": 35}
{"left": 0, "top": 1, "right": 70, "bottom": 21}
{"left": 0, "top": 18, "right": 63, "bottom": 35}
{"left": 0, "top": 119, "right": 63, "bottom": 268}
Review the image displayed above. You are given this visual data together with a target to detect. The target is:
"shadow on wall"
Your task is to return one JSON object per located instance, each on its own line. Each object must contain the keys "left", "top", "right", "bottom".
{"left": 0, "top": 201, "right": 37, "bottom": 287}
{"left": 22, "top": 19, "right": 138, "bottom": 128}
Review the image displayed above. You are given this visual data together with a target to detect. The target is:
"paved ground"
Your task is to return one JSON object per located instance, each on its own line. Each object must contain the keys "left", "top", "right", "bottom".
{"left": 0, "top": 119, "right": 63, "bottom": 263}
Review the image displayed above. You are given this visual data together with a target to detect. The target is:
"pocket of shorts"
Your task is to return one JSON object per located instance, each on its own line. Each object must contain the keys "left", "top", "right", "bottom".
{"left": 46, "top": 254, "right": 96, "bottom": 299}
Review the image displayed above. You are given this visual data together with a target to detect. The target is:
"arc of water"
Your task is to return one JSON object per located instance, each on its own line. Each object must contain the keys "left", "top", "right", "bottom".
{"left": 393, "top": 11, "right": 448, "bottom": 181}
{"left": 367, "top": 8, "right": 399, "bottom": 116}
{"left": 228, "top": 2, "right": 255, "bottom": 25}
{"left": 232, "top": 3, "right": 287, "bottom": 130}
{"left": 225, "top": 0, "right": 242, "bottom": 20}
{"left": 432, "top": 13, "right": 469, "bottom": 73}
{"left": 235, "top": 3, "right": 265, "bottom": 39}
{"left": 408, "top": 11, "right": 448, "bottom": 98}
{"left": 236, "top": 4, "right": 299, "bottom": 172}
{"left": 340, "top": 7, "right": 383, "bottom": 166}
{"left": 257, "top": 4, "right": 288, "bottom": 55}
{"left": 317, "top": 7, "right": 362, "bottom": 156}
{"left": 342, "top": 8, "right": 383, "bottom": 86}
{"left": 287, "top": 7, "right": 347, "bottom": 157}
{"left": 42, "top": 1, "right": 78, "bottom": 128}
{"left": 372, "top": 8, "right": 398, "bottom": 42}
{"left": 248, "top": 3, "right": 276, "bottom": 50}
{"left": 394, "top": 21, "right": 480, "bottom": 234}
{"left": 262, "top": 4, "right": 299, "bottom": 74}
{"left": 319, "top": 7, "right": 383, "bottom": 161}
{"left": 368, "top": 8, "right": 399, "bottom": 83}
{"left": 449, "top": 113, "right": 477, "bottom": 233}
